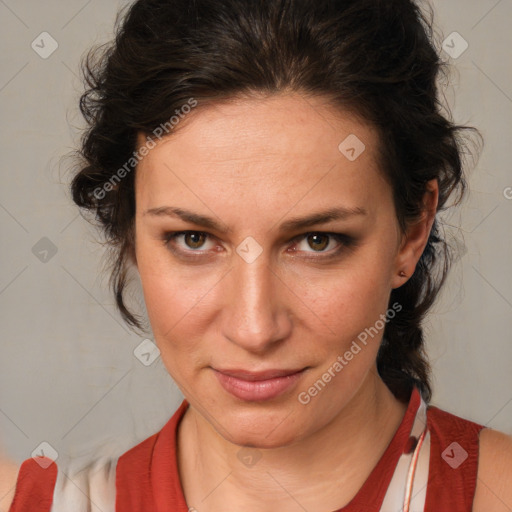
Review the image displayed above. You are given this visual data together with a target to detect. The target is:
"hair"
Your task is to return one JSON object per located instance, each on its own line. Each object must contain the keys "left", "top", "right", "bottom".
{"left": 70, "top": 0, "right": 482, "bottom": 404}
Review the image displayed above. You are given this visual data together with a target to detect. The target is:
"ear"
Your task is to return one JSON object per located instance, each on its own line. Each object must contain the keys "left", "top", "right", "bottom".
{"left": 391, "top": 179, "right": 439, "bottom": 289}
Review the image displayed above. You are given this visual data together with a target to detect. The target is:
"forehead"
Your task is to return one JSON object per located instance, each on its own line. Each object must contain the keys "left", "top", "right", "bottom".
{"left": 134, "top": 93, "right": 388, "bottom": 213}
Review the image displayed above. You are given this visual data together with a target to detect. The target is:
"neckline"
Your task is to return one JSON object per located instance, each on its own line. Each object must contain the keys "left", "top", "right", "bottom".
{"left": 152, "top": 386, "right": 421, "bottom": 512}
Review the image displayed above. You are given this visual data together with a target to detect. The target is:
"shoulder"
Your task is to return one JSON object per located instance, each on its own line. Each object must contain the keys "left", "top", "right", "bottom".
{"left": 0, "top": 458, "right": 20, "bottom": 511}
{"left": 472, "top": 427, "right": 512, "bottom": 511}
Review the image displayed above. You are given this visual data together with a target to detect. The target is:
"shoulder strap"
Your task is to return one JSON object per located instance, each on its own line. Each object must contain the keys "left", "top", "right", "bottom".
{"left": 424, "top": 405, "right": 485, "bottom": 510}
{"left": 9, "top": 457, "right": 58, "bottom": 512}
{"left": 51, "top": 457, "right": 117, "bottom": 512}
{"left": 379, "top": 394, "right": 430, "bottom": 512}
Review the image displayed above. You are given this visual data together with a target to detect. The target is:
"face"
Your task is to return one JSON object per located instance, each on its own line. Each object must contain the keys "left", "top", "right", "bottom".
{"left": 133, "top": 93, "right": 431, "bottom": 448}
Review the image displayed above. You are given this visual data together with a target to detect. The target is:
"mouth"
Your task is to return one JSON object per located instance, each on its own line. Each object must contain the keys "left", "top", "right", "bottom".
{"left": 211, "top": 367, "right": 308, "bottom": 402}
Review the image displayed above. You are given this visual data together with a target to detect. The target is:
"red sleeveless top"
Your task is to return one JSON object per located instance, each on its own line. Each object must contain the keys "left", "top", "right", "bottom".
{"left": 9, "top": 386, "right": 485, "bottom": 511}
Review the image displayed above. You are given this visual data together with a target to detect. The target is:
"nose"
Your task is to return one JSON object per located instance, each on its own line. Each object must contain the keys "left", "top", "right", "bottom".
{"left": 220, "top": 254, "right": 292, "bottom": 354}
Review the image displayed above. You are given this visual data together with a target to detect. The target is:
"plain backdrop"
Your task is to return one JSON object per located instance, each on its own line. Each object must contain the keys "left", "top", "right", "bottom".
{"left": 0, "top": 0, "right": 511, "bottom": 469}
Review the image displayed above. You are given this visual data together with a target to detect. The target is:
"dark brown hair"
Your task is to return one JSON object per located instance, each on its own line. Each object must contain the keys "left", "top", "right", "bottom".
{"left": 70, "top": 0, "right": 482, "bottom": 403}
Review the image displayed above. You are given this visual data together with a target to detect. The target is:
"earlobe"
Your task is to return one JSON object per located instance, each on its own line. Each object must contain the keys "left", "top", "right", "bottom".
{"left": 391, "top": 179, "right": 439, "bottom": 289}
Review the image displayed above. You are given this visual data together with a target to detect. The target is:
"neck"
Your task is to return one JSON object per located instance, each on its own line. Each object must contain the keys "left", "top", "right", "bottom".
{"left": 177, "top": 369, "right": 408, "bottom": 512}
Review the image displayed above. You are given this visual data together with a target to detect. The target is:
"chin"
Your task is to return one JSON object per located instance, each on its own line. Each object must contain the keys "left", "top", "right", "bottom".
{"left": 227, "top": 429, "right": 302, "bottom": 450}
{"left": 217, "top": 407, "right": 308, "bottom": 449}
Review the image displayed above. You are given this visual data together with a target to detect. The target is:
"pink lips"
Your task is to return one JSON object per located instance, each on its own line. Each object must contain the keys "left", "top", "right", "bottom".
{"left": 213, "top": 367, "right": 307, "bottom": 401}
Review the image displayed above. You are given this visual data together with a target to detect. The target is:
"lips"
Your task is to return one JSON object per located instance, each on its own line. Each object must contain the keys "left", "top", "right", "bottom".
{"left": 212, "top": 367, "right": 307, "bottom": 401}
{"left": 214, "top": 368, "right": 305, "bottom": 381}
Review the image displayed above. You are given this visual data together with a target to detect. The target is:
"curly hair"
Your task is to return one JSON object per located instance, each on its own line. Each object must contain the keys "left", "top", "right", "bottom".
{"left": 70, "top": 0, "right": 482, "bottom": 404}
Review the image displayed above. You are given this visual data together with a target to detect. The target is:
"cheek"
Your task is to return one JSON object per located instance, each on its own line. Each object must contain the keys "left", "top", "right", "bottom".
{"left": 134, "top": 238, "right": 224, "bottom": 378}
{"left": 135, "top": 240, "right": 199, "bottom": 338}
{"left": 292, "top": 267, "right": 393, "bottom": 404}
{"left": 136, "top": 261, "right": 200, "bottom": 380}
{"left": 295, "top": 256, "right": 394, "bottom": 335}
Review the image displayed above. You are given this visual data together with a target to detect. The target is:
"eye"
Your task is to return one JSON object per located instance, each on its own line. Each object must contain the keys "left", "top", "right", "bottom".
{"left": 290, "top": 232, "right": 354, "bottom": 257}
{"left": 163, "top": 231, "right": 216, "bottom": 254}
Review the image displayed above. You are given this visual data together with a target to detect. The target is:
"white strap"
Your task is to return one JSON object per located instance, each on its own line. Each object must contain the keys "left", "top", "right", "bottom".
{"left": 51, "top": 456, "right": 117, "bottom": 512}
{"left": 379, "top": 395, "right": 430, "bottom": 512}
{"left": 407, "top": 430, "right": 430, "bottom": 511}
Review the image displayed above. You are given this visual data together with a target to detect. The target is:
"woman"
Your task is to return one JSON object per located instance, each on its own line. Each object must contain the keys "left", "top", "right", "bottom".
{"left": 6, "top": 0, "right": 512, "bottom": 510}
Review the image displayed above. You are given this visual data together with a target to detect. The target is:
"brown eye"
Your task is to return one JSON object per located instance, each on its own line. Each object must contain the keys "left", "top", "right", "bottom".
{"left": 183, "top": 232, "right": 207, "bottom": 249}
{"left": 306, "top": 233, "right": 330, "bottom": 252}
{"left": 290, "top": 232, "right": 355, "bottom": 259}
{"left": 163, "top": 231, "right": 215, "bottom": 254}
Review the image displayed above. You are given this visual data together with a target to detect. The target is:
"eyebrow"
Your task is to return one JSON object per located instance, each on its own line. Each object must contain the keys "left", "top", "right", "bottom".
{"left": 143, "top": 205, "right": 368, "bottom": 234}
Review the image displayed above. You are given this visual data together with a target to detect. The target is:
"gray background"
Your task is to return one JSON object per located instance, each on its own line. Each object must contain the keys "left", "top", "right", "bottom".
{"left": 0, "top": 0, "right": 511, "bottom": 470}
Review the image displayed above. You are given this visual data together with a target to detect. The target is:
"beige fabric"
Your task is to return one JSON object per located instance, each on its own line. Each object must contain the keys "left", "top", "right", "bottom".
{"left": 51, "top": 456, "right": 117, "bottom": 512}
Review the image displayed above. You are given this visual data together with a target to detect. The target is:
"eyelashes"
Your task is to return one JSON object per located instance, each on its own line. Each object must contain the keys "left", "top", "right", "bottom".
{"left": 161, "top": 230, "right": 356, "bottom": 261}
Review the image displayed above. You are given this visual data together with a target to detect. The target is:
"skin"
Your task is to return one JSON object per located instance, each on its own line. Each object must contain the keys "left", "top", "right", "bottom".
{"left": 0, "top": 452, "right": 18, "bottom": 512}
{"left": 473, "top": 429, "right": 512, "bottom": 511}
{"left": 133, "top": 92, "right": 437, "bottom": 511}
